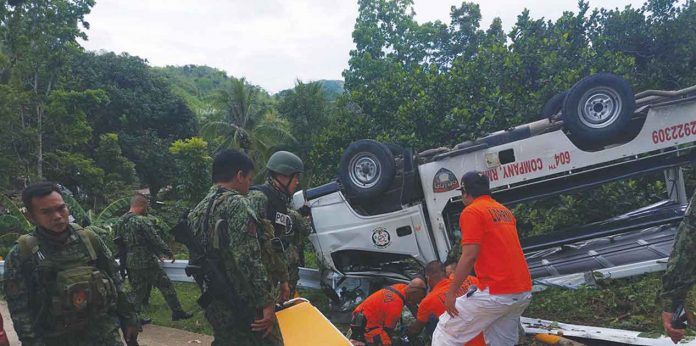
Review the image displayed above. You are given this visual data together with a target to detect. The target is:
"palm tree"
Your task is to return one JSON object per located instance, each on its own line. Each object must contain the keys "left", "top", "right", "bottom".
{"left": 201, "top": 78, "right": 296, "bottom": 179}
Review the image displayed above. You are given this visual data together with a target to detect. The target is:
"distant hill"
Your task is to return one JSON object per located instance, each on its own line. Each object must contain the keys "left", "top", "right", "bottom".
{"left": 154, "top": 65, "right": 229, "bottom": 118}
{"left": 276, "top": 79, "right": 345, "bottom": 101}
{"left": 316, "top": 79, "right": 345, "bottom": 100}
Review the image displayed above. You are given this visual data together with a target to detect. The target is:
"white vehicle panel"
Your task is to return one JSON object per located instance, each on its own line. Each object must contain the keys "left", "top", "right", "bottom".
{"left": 307, "top": 190, "right": 435, "bottom": 273}
{"left": 419, "top": 100, "right": 696, "bottom": 260}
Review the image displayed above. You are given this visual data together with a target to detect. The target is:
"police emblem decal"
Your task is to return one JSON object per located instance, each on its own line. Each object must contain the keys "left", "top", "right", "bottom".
{"left": 372, "top": 227, "right": 391, "bottom": 248}
{"left": 432, "top": 168, "right": 460, "bottom": 193}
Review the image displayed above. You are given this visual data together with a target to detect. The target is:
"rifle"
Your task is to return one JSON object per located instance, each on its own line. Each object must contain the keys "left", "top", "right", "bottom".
{"left": 169, "top": 211, "right": 256, "bottom": 325}
{"left": 113, "top": 236, "right": 128, "bottom": 279}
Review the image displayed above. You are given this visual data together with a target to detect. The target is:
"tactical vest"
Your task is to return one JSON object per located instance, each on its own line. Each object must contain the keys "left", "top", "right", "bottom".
{"left": 18, "top": 225, "right": 118, "bottom": 336}
{"left": 251, "top": 184, "right": 293, "bottom": 248}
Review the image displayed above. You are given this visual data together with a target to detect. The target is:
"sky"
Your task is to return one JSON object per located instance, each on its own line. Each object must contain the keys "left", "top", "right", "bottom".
{"left": 81, "top": 0, "right": 647, "bottom": 93}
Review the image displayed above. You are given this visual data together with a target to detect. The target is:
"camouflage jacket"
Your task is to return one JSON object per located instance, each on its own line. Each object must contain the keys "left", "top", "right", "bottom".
{"left": 3, "top": 225, "right": 138, "bottom": 344}
{"left": 659, "top": 191, "right": 696, "bottom": 312}
{"left": 116, "top": 211, "right": 173, "bottom": 270}
{"left": 248, "top": 186, "right": 291, "bottom": 284}
{"left": 188, "top": 185, "right": 274, "bottom": 310}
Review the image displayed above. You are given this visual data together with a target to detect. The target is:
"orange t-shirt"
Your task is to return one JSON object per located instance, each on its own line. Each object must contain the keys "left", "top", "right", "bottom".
{"left": 459, "top": 195, "right": 532, "bottom": 294}
{"left": 417, "top": 277, "right": 486, "bottom": 346}
{"left": 353, "top": 283, "right": 407, "bottom": 330}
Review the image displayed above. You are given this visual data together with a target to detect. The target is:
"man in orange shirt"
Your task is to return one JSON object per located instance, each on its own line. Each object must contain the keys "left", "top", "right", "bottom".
{"left": 434, "top": 171, "right": 532, "bottom": 346}
{"left": 407, "top": 261, "right": 485, "bottom": 346}
{"left": 350, "top": 278, "right": 427, "bottom": 345}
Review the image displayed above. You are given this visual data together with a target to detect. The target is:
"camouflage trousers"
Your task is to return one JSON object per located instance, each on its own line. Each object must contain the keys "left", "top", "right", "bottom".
{"left": 130, "top": 266, "right": 184, "bottom": 314}
{"left": 205, "top": 300, "right": 284, "bottom": 346}
{"left": 40, "top": 327, "right": 123, "bottom": 346}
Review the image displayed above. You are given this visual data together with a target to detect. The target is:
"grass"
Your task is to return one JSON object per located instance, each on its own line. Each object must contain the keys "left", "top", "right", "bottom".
{"left": 140, "top": 282, "right": 213, "bottom": 335}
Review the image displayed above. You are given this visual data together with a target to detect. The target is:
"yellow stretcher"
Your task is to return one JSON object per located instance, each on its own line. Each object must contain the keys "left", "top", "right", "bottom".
{"left": 277, "top": 298, "right": 352, "bottom": 346}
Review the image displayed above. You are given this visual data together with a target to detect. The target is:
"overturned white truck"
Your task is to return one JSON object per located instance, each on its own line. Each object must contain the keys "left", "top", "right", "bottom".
{"left": 293, "top": 73, "right": 696, "bottom": 309}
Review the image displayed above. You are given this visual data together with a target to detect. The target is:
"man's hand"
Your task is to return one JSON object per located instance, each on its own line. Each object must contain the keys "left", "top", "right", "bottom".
{"left": 663, "top": 311, "right": 686, "bottom": 343}
{"left": 251, "top": 304, "right": 276, "bottom": 337}
{"left": 279, "top": 281, "right": 290, "bottom": 302}
{"left": 125, "top": 325, "right": 139, "bottom": 343}
{"left": 158, "top": 257, "right": 165, "bottom": 263}
{"left": 445, "top": 290, "right": 458, "bottom": 317}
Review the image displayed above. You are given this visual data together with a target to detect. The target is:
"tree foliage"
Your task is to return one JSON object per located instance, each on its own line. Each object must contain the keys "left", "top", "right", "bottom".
{"left": 3, "top": 0, "right": 696, "bottom": 242}
{"left": 169, "top": 137, "right": 211, "bottom": 204}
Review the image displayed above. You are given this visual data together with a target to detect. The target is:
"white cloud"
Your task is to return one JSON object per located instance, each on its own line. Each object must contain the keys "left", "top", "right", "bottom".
{"left": 81, "top": 0, "right": 649, "bottom": 93}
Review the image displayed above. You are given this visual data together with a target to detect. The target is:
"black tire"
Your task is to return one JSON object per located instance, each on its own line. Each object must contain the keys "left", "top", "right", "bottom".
{"left": 540, "top": 91, "right": 568, "bottom": 119}
{"left": 338, "top": 139, "right": 395, "bottom": 199}
{"left": 562, "top": 73, "right": 635, "bottom": 146}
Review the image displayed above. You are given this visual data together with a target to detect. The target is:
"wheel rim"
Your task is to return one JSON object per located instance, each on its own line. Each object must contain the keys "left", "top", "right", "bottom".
{"left": 348, "top": 152, "right": 381, "bottom": 188}
{"left": 577, "top": 86, "right": 623, "bottom": 129}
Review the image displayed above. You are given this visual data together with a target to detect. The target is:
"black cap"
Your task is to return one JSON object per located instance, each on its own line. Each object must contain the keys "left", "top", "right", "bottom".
{"left": 458, "top": 171, "right": 490, "bottom": 197}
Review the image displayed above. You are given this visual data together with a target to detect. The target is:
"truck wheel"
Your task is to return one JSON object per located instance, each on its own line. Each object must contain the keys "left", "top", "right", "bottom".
{"left": 339, "top": 139, "right": 395, "bottom": 199}
{"left": 540, "top": 91, "right": 568, "bottom": 119}
{"left": 562, "top": 73, "right": 635, "bottom": 145}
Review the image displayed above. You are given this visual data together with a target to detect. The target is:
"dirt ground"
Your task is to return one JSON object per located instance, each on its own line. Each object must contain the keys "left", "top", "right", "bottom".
{"left": 0, "top": 300, "right": 214, "bottom": 346}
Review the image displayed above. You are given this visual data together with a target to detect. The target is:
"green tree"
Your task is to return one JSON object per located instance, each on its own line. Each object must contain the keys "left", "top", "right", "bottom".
{"left": 169, "top": 137, "right": 211, "bottom": 204}
{"left": 202, "top": 77, "right": 295, "bottom": 177}
{"left": 120, "top": 130, "right": 176, "bottom": 201}
{"left": 277, "top": 80, "right": 331, "bottom": 185}
{"left": 94, "top": 133, "right": 137, "bottom": 201}
{"left": 1, "top": 0, "right": 95, "bottom": 178}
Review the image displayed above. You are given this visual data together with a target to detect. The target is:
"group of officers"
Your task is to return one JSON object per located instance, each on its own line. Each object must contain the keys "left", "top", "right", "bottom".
{"left": 3, "top": 147, "right": 696, "bottom": 345}
{"left": 2, "top": 149, "right": 309, "bottom": 345}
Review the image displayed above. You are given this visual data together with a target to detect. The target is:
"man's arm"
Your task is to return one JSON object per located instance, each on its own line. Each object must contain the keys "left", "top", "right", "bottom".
{"left": 91, "top": 230, "right": 139, "bottom": 328}
{"left": 445, "top": 244, "right": 479, "bottom": 317}
{"left": 3, "top": 245, "right": 42, "bottom": 344}
{"left": 290, "top": 209, "right": 311, "bottom": 237}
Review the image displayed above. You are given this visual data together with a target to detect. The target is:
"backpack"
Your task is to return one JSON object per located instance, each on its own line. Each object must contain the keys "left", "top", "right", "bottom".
{"left": 17, "top": 225, "right": 118, "bottom": 336}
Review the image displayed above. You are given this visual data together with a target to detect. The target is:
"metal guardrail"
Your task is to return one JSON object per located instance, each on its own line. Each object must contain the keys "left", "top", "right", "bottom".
{"left": 0, "top": 260, "right": 322, "bottom": 289}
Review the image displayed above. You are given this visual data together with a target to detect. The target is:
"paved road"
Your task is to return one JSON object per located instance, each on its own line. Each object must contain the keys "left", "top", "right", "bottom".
{"left": 0, "top": 300, "right": 213, "bottom": 345}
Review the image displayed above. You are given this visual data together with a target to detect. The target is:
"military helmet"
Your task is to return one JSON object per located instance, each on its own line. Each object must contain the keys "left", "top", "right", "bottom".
{"left": 267, "top": 151, "right": 304, "bottom": 176}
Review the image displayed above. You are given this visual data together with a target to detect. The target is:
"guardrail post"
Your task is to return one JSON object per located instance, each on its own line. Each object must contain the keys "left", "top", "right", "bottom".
{"left": 664, "top": 167, "right": 688, "bottom": 205}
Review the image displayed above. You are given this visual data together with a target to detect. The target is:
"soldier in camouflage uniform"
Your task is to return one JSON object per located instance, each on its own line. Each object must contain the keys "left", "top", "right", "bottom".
{"left": 3, "top": 182, "right": 139, "bottom": 345}
{"left": 188, "top": 149, "right": 283, "bottom": 346}
{"left": 248, "top": 151, "right": 312, "bottom": 299}
{"left": 116, "top": 194, "right": 192, "bottom": 321}
{"left": 659, "top": 191, "right": 696, "bottom": 343}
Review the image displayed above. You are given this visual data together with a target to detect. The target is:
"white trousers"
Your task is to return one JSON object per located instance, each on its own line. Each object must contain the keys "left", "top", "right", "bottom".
{"left": 431, "top": 288, "right": 532, "bottom": 346}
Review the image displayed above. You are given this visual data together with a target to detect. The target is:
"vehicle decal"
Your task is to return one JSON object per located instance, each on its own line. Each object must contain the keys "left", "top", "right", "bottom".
{"left": 372, "top": 227, "right": 391, "bottom": 248}
{"left": 502, "top": 157, "right": 544, "bottom": 178}
{"left": 482, "top": 168, "right": 500, "bottom": 182}
{"left": 652, "top": 121, "right": 696, "bottom": 144}
{"left": 432, "top": 168, "right": 460, "bottom": 193}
